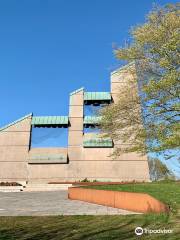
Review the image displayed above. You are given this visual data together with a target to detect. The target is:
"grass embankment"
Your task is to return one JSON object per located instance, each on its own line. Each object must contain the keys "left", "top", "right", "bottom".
{"left": 0, "top": 181, "right": 179, "bottom": 240}
{"left": 83, "top": 181, "right": 180, "bottom": 213}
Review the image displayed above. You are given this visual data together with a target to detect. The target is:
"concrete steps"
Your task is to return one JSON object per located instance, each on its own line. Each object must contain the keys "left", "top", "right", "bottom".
{"left": 23, "top": 183, "right": 72, "bottom": 192}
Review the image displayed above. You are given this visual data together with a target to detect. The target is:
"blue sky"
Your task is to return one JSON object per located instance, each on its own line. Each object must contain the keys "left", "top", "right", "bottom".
{"left": 0, "top": 0, "right": 179, "bottom": 176}
{"left": 0, "top": 0, "right": 178, "bottom": 127}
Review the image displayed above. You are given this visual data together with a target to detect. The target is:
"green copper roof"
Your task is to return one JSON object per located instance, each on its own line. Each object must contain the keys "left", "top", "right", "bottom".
{"left": 0, "top": 113, "right": 32, "bottom": 132}
{"left": 31, "top": 116, "right": 69, "bottom": 125}
{"left": 84, "top": 116, "right": 102, "bottom": 125}
{"left": 28, "top": 153, "right": 67, "bottom": 164}
{"left": 84, "top": 92, "right": 111, "bottom": 101}
{"left": 83, "top": 138, "right": 113, "bottom": 148}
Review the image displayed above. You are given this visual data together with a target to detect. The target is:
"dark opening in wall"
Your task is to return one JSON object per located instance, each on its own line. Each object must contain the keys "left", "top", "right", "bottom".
{"left": 84, "top": 105, "right": 103, "bottom": 134}
{"left": 84, "top": 105, "right": 102, "bottom": 116}
{"left": 84, "top": 127, "right": 100, "bottom": 134}
{"left": 31, "top": 127, "right": 68, "bottom": 148}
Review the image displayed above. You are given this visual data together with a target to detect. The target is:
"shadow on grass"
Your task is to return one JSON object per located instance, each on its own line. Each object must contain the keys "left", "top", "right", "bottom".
{"left": 0, "top": 214, "right": 178, "bottom": 240}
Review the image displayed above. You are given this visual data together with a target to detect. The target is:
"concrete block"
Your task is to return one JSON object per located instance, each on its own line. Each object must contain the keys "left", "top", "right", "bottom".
{"left": 68, "top": 131, "right": 83, "bottom": 146}
{"left": 69, "top": 118, "right": 83, "bottom": 131}
{"left": 69, "top": 106, "right": 83, "bottom": 117}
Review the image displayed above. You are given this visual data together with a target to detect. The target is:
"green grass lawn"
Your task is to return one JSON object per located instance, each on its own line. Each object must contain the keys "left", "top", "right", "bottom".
{"left": 83, "top": 180, "right": 180, "bottom": 214}
{"left": 0, "top": 181, "right": 179, "bottom": 240}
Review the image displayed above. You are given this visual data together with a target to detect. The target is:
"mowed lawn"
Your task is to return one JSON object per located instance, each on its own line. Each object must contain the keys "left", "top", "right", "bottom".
{"left": 83, "top": 181, "right": 180, "bottom": 213}
{"left": 0, "top": 181, "right": 179, "bottom": 240}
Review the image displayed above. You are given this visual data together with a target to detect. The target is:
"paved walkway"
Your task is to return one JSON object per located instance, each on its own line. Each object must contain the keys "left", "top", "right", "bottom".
{"left": 0, "top": 191, "right": 138, "bottom": 216}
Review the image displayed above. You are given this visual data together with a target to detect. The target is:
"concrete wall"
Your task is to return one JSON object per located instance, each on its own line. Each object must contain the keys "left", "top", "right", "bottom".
{"left": 0, "top": 64, "right": 150, "bottom": 183}
{"left": 27, "top": 147, "right": 68, "bottom": 182}
{"left": 0, "top": 115, "right": 32, "bottom": 182}
{"left": 110, "top": 64, "right": 150, "bottom": 181}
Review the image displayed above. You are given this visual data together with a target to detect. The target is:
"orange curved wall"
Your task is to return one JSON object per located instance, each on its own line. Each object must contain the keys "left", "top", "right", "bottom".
{"left": 68, "top": 187, "right": 169, "bottom": 213}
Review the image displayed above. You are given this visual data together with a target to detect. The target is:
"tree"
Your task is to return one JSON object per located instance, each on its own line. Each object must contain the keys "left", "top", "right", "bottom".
{"left": 148, "top": 157, "right": 174, "bottom": 181}
{"left": 100, "top": 3, "right": 180, "bottom": 159}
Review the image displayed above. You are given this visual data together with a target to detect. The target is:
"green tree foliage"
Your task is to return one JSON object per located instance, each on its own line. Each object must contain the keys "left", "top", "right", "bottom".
{"left": 148, "top": 157, "right": 174, "bottom": 181}
{"left": 100, "top": 4, "right": 180, "bottom": 159}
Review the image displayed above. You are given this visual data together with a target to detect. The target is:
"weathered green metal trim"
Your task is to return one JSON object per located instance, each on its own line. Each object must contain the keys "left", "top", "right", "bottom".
{"left": 111, "top": 62, "right": 135, "bottom": 75}
{"left": 0, "top": 113, "right": 33, "bottom": 132}
{"left": 28, "top": 154, "right": 67, "bottom": 164}
{"left": 83, "top": 116, "right": 102, "bottom": 125}
{"left": 84, "top": 92, "right": 111, "bottom": 101}
{"left": 83, "top": 138, "right": 113, "bottom": 148}
{"left": 31, "top": 116, "right": 69, "bottom": 125}
{"left": 70, "top": 87, "right": 84, "bottom": 96}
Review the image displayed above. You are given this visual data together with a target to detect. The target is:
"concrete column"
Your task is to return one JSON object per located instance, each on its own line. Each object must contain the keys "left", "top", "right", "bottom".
{"left": 110, "top": 63, "right": 150, "bottom": 181}
{"left": 68, "top": 88, "right": 84, "bottom": 162}
{"left": 111, "top": 63, "right": 137, "bottom": 103}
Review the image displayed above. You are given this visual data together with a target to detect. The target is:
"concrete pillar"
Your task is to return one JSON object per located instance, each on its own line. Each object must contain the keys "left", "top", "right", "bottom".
{"left": 111, "top": 63, "right": 137, "bottom": 103}
{"left": 68, "top": 88, "right": 84, "bottom": 162}
{"left": 110, "top": 63, "right": 150, "bottom": 180}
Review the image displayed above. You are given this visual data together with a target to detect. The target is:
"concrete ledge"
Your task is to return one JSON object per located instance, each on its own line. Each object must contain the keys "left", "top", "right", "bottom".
{"left": 24, "top": 183, "right": 72, "bottom": 192}
{"left": 0, "top": 186, "right": 24, "bottom": 192}
{"left": 68, "top": 187, "right": 169, "bottom": 213}
{"left": 28, "top": 159, "right": 67, "bottom": 164}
